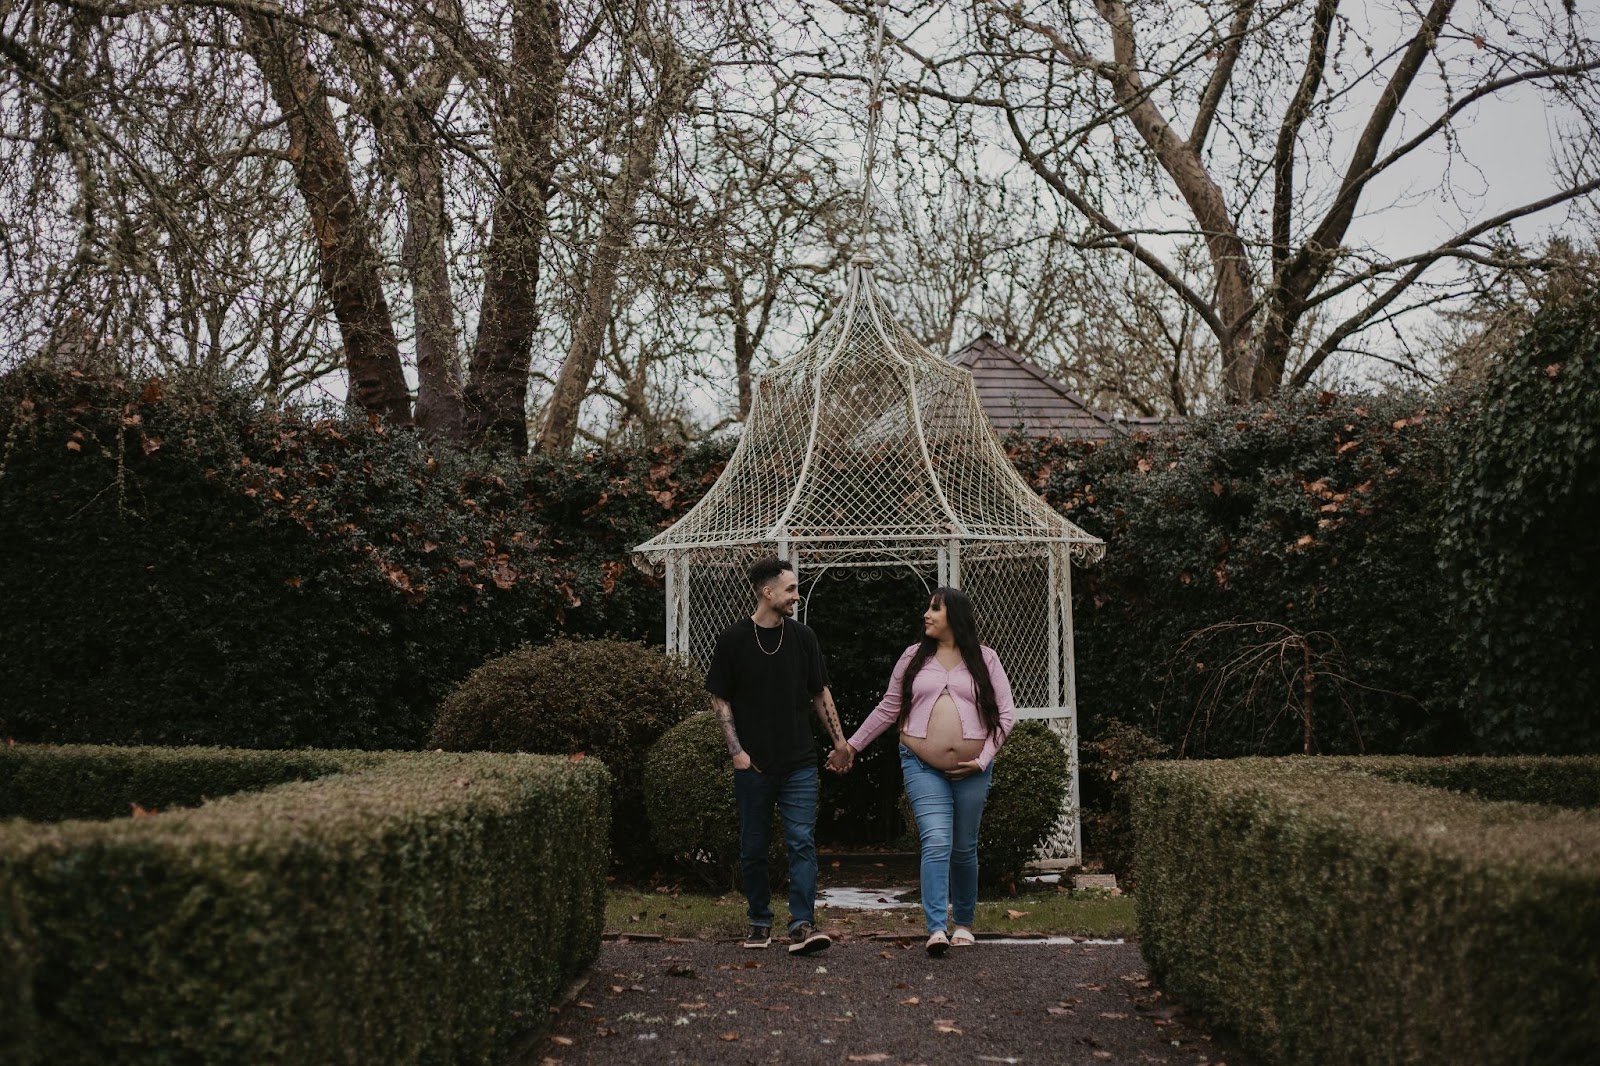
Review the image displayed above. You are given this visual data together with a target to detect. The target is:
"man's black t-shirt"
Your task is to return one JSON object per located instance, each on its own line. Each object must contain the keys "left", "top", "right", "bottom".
{"left": 705, "top": 617, "right": 830, "bottom": 774}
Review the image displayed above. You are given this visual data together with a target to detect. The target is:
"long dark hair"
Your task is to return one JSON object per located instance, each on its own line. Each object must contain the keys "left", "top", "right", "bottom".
{"left": 896, "top": 587, "right": 1001, "bottom": 739}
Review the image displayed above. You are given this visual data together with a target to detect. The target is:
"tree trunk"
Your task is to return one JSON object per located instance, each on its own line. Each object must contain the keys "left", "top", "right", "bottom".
{"left": 396, "top": 99, "right": 465, "bottom": 441}
{"left": 240, "top": 14, "right": 411, "bottom": 425}
{"left": 538, "top": 38, "right": 698, "bottom": 453}
{"left": 1093, "top": 0, "right": 1256, "bottom": 402}
{"left": 463, "top": 0, "right": 563, "bottom": 454}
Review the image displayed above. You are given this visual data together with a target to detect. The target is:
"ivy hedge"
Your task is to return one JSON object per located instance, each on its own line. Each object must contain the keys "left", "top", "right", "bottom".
{"left": 0, "top": 743, "right": 610, "bottom": 1065}
{"left": 0, "top": 366, "right": 721, "bottom": 750}
{"left": 1440, "top": 287, "right": 1600, "bottom": 754}
{"left": 1131, "top": 756, "right": 1600, "bottom": 1066}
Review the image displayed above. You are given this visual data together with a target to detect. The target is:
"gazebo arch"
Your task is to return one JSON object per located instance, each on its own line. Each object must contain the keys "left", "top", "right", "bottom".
{"left": 633, "top": 255, "right": 1104, "bottom": 863}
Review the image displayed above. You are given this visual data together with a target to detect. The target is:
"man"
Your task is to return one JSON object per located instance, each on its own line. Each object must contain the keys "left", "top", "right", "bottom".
{"left": 706, "top": 555, "right": 851, "bottom": 955}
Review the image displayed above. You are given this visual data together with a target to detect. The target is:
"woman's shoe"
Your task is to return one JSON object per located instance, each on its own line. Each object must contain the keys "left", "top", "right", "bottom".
{"left": 951, "top": 926, "right": 976, "bottom": 946}
{"left": 925, "top": 930, "right": 950, "bottom": 957}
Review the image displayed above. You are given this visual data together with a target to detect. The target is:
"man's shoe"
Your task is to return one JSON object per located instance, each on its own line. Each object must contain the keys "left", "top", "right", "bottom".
{"left": 743, "top": 925, "right": 772, "bottom": 949}
{"left": 787, "top": 922, "right": 832, "bottom": 955}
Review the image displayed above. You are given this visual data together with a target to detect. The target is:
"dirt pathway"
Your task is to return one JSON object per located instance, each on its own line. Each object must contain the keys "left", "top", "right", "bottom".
{"left": 519, "top": 934, "right": 1253, "bottom": 1066}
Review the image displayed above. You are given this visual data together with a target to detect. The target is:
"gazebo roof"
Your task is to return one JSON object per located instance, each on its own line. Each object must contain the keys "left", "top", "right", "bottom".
{"left": 949, "top": 334, "right": 1127, "bottom": 442}
{"left": 634, "top": 258, "right": 1103, "bottom": 565}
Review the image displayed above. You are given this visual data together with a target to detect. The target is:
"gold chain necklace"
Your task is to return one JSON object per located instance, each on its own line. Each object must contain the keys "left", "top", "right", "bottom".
{"left": 752, "top": 618, "right": 784, "bottom": 655}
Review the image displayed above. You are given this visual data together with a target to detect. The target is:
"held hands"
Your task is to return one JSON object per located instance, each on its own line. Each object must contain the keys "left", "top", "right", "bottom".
{"left": 825, "top": 741, "right": 855, "bottom": 775}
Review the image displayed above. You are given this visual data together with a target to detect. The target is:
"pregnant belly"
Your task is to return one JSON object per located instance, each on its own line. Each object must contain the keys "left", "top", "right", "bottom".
{"left": 901, "top": 692, "right": 984, "bottom": 771}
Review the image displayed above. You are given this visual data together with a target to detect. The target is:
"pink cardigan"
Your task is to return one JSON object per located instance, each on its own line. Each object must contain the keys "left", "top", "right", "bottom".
{"left": 847, "top": 644, "right": 1017, "bottom": 769}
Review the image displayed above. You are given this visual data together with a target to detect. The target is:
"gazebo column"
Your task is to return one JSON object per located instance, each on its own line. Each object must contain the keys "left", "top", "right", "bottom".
{"left": 1035, "top": 544, "right": 1082, "bottom": 868}
{"left": 664, "top": 555, "right": 689, "bottom": 656}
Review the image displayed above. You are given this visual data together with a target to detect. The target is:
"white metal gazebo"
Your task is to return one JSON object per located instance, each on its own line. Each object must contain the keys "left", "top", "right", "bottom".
{"left": 633, "top": 254, "right": 1104, "bottom": 862}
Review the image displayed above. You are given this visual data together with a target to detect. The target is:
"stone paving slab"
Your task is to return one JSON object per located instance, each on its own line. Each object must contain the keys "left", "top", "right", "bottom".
{"left": 520, "top": 937, "right": 1255, "bottom": 1066}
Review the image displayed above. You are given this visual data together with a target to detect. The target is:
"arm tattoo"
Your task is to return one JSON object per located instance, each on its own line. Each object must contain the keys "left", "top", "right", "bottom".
{"left": 712, "top": 696, "right": 743, "bottom": 756}
{"left": 814, "top": 689, "right": 845, "bottom": 746}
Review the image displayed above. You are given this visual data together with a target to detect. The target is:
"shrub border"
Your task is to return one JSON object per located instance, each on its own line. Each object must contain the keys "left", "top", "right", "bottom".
{"left": 1, "top": 744, "right": 611, "bottom": 1065}
{"left": 1131, "top": 755, "right": 1600, "bottom": 1066}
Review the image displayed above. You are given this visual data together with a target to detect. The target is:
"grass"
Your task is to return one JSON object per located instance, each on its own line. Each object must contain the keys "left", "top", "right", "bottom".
{"left": 605, "top": 887, "right": 1137, "bottom": 940}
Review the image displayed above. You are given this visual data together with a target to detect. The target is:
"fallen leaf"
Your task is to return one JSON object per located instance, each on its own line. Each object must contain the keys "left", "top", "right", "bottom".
{"left": 549, "top": 1035, "right": 573, "bottom": 1046}
{"left": 1005, "top": 909, "right": 1029, "bottom": 920}
{"left": 1047, "top": 1006, "right": 1073, "bottom": 1015}
{"left": 934, "top": 1019, "right": 963, "bottom": 1034}
{"left": 847, "top": 1056, "right": 891, "bottom": 1063}
{"left": 1099, "top": 1011, "right": 1130, "bottom": 1020}
{"left": 719, "top": 1032, "right": 739, "bottom": 1042}
{"left": 900, "top": 996, "right": 920, "bottom": 1005}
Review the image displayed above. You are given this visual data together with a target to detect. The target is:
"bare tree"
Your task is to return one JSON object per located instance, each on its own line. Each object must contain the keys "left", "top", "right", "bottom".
{"left": 539, "top": 16, "right": 702, "bottom": 452}
{"left": 1177, "top": 620, "right": 1368, "bottom": 755}
{"left": 868, "top": 0, "right": 1600, "bottom": 401}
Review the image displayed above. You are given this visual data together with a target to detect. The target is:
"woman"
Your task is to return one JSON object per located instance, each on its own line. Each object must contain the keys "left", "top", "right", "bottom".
{"left": 829, "top": 587, "right": 1015, "bottom": 955}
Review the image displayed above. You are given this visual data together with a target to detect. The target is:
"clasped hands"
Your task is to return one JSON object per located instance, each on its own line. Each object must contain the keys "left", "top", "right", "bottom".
{"left": 825, "top": 741, "right": 855, "bottom": 774}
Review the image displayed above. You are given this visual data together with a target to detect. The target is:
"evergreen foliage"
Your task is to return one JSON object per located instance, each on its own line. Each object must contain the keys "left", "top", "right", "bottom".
{"left": 1013, "top": 389, "right": 1470, "bottom": 757}
{"left": 977, "top": 720, "right": 1069, "bottom": 889}
{"left": 429, "top": 638, "right": 705, "bottom": 863}
{"left": 0, "top": 367, "right": 723, "bottom": 750}
{"left": 1440, "top": 289, "right": 1600, "bottom": 753}
{"left": 0, "top": 744, "right": 611, "bottom": 1065}
{"left": 1132, "top": 756, "right": 1600, "bottom": 1066}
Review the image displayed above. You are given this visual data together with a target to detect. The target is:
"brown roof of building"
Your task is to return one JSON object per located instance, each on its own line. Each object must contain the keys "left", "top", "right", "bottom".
{"left": 949, "top": 334, "right": 1127, "bottom": 442}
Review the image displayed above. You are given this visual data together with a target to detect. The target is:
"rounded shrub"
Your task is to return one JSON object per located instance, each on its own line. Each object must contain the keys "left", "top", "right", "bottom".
{"left": 430, "top": 638, "right": 705, "bottom": 863}
{"left": 643, "top": 713, "right": 787, "bottom": 890}
{"left": 978, "top": 721, "right": 1069, "bottom": 890}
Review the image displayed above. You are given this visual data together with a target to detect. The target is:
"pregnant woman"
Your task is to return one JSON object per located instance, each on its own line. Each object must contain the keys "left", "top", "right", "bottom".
{"left": 831, "top": 586, "right": 1016, "bottom": 955}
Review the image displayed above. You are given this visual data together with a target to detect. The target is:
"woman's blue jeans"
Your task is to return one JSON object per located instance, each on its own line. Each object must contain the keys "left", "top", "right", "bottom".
{"left": 733, "top": 763, "right": 819, "bottom": 934}
{"left": 900, "top": 743, "right": 994, "bottom": 934}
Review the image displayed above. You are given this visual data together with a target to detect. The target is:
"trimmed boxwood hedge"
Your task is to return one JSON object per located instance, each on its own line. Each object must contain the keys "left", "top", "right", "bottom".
{"left": 0, "top": 743, "right": 611, "bottom": 1065}
{"left": 1131, "top": 756, "right": 1600, "bottom": 1066}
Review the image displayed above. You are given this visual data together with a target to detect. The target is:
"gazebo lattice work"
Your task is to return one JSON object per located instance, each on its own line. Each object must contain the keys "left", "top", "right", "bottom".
{"left": 633, "top": 255, "right": 1104, "bottom": 863}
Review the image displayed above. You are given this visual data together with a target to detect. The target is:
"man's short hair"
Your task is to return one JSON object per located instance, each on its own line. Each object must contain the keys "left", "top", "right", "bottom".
{"left": 747, "top": 555, "right": 794, "bottom": 591}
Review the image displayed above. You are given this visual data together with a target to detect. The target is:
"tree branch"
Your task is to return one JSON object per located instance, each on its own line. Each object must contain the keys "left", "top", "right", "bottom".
{"left": 1189, "top": 0, "right": 1257, "bottom": 151}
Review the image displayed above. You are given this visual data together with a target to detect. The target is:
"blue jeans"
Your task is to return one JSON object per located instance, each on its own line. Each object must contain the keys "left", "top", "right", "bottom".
{"left": 733, "top": 763, "right": 819, "bottom": 933}
{"left": 900, "top": 744, "right": 994, "bottom": 934}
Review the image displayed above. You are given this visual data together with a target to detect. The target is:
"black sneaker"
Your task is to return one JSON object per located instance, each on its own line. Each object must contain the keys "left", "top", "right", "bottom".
{"left": 743, "top": 925, "right": 772, "bottom": 949}
{"left": 787, "top": 922, "right": 831, "bottom": 955}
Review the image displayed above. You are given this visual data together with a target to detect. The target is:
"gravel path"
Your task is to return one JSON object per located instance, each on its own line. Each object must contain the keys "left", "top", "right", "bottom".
{"left": 519, "top": 934, "right": 1254, "bottom": 1066}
